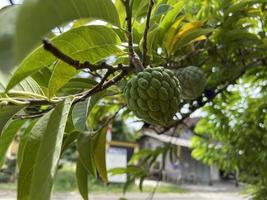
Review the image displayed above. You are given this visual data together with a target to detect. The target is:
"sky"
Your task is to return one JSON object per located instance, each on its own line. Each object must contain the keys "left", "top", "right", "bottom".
{"left": 0, "top": 0, "right": 22, "bottom": 9}
{"left": 0, "top": 0, "right": 9, "bottom": 8}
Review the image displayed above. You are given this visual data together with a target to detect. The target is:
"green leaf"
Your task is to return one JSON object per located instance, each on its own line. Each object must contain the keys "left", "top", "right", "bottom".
{"left": 17, "top": 112, "right": 52, "bottom": 200}
{"left": 162, "top": 16, "right": 184, "bottom": 55}
{"left": 77, "top": 133, "right": 97, "bottom": 177}
{"left": 48, "top": 65, "right": 77, "bottom": 98}
{"left": 159, "top": 1, "right": 184, "bottom": 31}
{"left": 219, "top": 29, "right": 262, "bottom": 45}
{"left": 87, "top": 88, "right": 120, "bottom": 129}
{"left": 7, "top": 26, "right": 124, "bottom": 93}
{"left": 0, "top": 120, "right": 24, "bottom": 168}
{"left": 16, "top": 0, "right": 120, "bottom": 61}
{"left": 0, "top": 71, "right": 7, "bottom": 93}
{"left": 17, "top": 120, "right": 36, "bottom": 168}
{"left": 109, "top": 166, "right": 144, "bottom": 176}
{"left": 17, "top": 98, "right": 73, "bottom": 200}
{"left": 226, "top": 0, "right": 266, "bottom": 15}
{"left": 76, "top": 157, "right": 89, "bottom": 200}
{"left": 73, "top": 88, "right": 115, "bottom": 133}
{"left": 29, "top": 98, "right": 72, "bottom": 200}
{"left": 9, "top": 76, "right": 46, "bottom": 97}
{"left": 0, "top": 5, "right": 19, "bottom": 73}
{"left": 92, "top": 127, "right": 108, "bottom": 183}
{"left": 60, "top": 78, "right": 98, "bottom": 95}
{"left": 114, "top": 0, "right": 127, "bottom": 27}
{"left": 72, "top": 98, "right": 90, "bottom": 132}
{"left": 0, "top": 105, "right": 25, "bottom": 134}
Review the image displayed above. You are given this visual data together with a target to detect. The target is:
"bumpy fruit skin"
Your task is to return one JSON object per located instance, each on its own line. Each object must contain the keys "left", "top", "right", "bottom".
{"left": 124, "top": 67, "right": 181, "bottom": 126}
{"left": 174, "top": 66, "right": 206, "bottom": 100}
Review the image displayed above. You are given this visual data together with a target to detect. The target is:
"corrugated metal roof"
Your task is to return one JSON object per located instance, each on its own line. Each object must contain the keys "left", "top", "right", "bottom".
{"left": 143, "top": 130, "right": 192, "bottom": 148}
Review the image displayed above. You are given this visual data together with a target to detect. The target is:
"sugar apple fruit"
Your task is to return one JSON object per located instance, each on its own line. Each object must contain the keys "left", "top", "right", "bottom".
{"left": 174, "top": 66, "right": 206, "bottom": 100}
{"left": 124, "top": 67, "right": 181, "bottom": 126}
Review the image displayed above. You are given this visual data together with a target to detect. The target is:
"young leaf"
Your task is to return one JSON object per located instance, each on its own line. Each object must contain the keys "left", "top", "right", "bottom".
{"left": 0, "top": 105, "right": 25, "bottom": 134}
{"left": 76, "top": 157, "right": 89, "bottom": 200}
{"left": 0, "top": 120, "right": 25, "bottom": 168}
{"left": 16, "top": 0, "right": 120, "bottom": 61}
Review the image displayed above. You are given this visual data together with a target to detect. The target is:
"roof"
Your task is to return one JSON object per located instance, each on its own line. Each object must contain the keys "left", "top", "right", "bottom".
{"left": 143, "top": 130, "right": 192, "bottom": 148}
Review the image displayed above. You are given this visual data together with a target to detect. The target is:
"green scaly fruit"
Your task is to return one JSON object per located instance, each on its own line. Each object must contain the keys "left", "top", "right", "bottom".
{"left": 174, "top": 66, "right": 206, "bottom": 100}
{"left": 124, "top": 67, "right": 181, "bottom": 126}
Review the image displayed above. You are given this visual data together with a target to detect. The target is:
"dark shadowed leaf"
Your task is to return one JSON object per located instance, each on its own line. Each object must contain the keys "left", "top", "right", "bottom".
{"left": 77, "top": 133, "right": 97, "bottom": 177}
{"left": 92, "top": 127, "right": 108, "bottom": 183}
{"left": 76, "top": 157, "right": 89, "bottom": 200}
{"left": 0, "top": 120, "right": 25, "bottom": 168}
{"left": 0, "top": 105, "right": 25, "bottom": 134}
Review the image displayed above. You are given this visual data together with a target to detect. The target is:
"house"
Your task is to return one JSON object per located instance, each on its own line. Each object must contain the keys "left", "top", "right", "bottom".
{"left": 139, "top": 118, "right": 220, "bottom": 185}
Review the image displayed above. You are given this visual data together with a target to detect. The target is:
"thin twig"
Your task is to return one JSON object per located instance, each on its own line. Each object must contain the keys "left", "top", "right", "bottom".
{"left": 74, "top": 66, "right": 133, "bottom": 103}
{"left": 13, "top": 110, "right": 52, "bottom": 120}
{"left": 142, "top": 0, "right": 154, "bottom": 66}
{"left": 42, "top": 38, "right": 135, "bottom": 104}
{"left": 90, "top": 105, "right": 126, "bottom": 136}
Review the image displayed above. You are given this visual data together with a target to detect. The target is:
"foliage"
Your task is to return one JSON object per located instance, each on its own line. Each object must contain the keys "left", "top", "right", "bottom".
{"left": 192, "top": 67, "right": 267, "bottom": 199}
{"left": 0, "top": 0, "right": 266, "bottom": 199}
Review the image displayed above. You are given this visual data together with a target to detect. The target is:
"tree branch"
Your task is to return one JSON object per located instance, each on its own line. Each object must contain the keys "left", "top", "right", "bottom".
{"left": 8, "top": 0, "right": 14, "bottom": 5}
{"left": 4, "top": 39, "right": 134, "bottom": 107}
{"left": 121, "top": 0, "right": 134, "bottom": 65}
{"left": 121, "top": 0, "right": 144, "bottom": 72}
{"left": 142, "top": 0, "right": 154, "bottom": 67}
{"left": 43, "top": 39, "right": 115, "bottom": 72}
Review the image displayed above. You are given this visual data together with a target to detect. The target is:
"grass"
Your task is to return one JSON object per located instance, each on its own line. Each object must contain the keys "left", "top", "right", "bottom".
{"left": 0, "top": 163, "right": 187, "bottom": 194}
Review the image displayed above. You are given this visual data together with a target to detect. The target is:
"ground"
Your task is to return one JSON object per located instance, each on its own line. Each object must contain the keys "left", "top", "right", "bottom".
{"left": 0, "top": 182, "right": 247, "bottom": 200}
